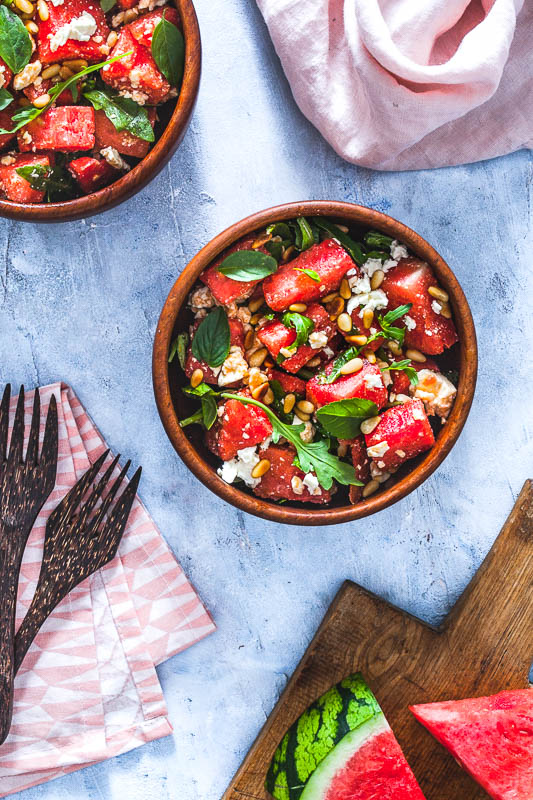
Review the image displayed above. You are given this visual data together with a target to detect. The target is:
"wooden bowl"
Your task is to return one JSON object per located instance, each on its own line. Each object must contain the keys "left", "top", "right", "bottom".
{"left": 0, "top": 0, "right": 201, "bottom": 222}
{"left": 153, "top": 201, "right": 478, "bottom": 526}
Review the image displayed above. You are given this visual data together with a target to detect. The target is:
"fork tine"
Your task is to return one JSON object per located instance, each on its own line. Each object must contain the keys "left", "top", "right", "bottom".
{"left": 25, "top": 390, "right": 41, "bottom": 466}
{"left": 90, "top": 458, "right": 131, "bottom": 531}
{"left": 46, "top": 449, "right": 109, "bottom": 527}
{"left": 7, "top": 387, "right": 25, "bottom": 466}
{"left": 0, "top": 384, "right": 11, "bottom": 462}
{"left": 78, "top": 453, "right": 122, "bottom": 522}
{"left": 97, "top": 466, "right": 141, "bottom": 565}
{"left": 39, "top": 394, "right": 58, "bottom": 468}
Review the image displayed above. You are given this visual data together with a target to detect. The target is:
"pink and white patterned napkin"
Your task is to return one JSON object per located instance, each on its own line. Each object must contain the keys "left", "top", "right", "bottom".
{"left": 0, "top": 383, "right": 215, "bottom": 797}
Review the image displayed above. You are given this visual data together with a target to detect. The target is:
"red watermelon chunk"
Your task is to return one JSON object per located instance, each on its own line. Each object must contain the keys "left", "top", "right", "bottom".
{"left": 390, "top": 358, "right": 440, "bottom": 396}
{"left": 340, "top": 436, "right": 370, "bottom": 504}
{"left": 101, "top": 27, "right": 173, "bottom": 106}
{"left": 68, "top": 156, "right": 118, "bottom": 194}
{"left": 253, "top": 445, "right": 332, "bottom": 505}
{"left": 257, "top": 303, "right": 335, "bottom": 374}
{"left": 0, "top": 154, "right": 52, "bottom": 203}
{"left": 185, "top": 318, "right": 245, "bottom": 386}
{"left": 306, "top": 359, "right": 388, "bottom": 410}
{"left": 94, "top": 107, "right": 156, "bottom": 158}
{"left": 127, "top": 7, "right": 181, "bottom": 47}
{"left": 117, "top": 0, "right": 137, "bottom": 8}
{"left": 263, "top": 239, "right": 355, "bottom": 312}
{"left": 266, "top": 369, "right": 306, "bottom": 396}
{"left": 206, "top": 395, "right": 272, "bottom": 462}
{"left": 411, "top": 689, "right": 533, "bottom": 800}
{"left": 37, "top": 0, "right": 110, "bottom": 65}
{"left": 364, "top": 398, "right": 434, "bottom": 470}
{"left": 0, "top": 109, "right": 19, "bottom": 151}
{"left": 0, "top": 58, "right": 13, "bottom": 91}
{"left": 24, "top": 79, "right": 75, "bottom": 106}
{"left": 18, "top": 107, "right": 95, "bottom": 152}
{"left": 381, "top": 258, "right": 458, "bottom": 355}
{"left": 200, "top": 235, "right": 271, "bottom": 306}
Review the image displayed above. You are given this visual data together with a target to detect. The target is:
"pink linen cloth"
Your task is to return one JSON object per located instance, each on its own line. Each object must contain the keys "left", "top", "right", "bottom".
{"left": 0, "top": 384, "right": 215, "bottom": 797}
{"left": 256, "top": 0, "right": 532, "bottom": 170}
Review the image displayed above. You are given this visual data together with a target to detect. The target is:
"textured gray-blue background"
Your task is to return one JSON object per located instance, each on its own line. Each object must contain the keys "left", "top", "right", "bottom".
{"left": 2, "top": 0, "right": 532, "bottom": 798}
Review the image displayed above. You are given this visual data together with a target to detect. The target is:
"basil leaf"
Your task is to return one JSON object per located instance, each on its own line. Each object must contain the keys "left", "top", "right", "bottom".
{"left": 15, "top": 162, "right": 77, "bottom": 202}
{"left": 378, "top": 303, "right": 412, "bottom": 345}
{"left": 364, "top": 230, "right": 393, "bottom": 251}
{"left": 294, "top": 216, "right": 316, "bottom": 251}
{"left": 151, "top": 12, "right": 184, "bottom": 88}
{"left": 201, "top": 395, "right": 217, "bottom": 429}
{"left": 0, "top": 5, "right": 31, "bottom": 73}
{"left": 381, "top": 359, "right": 419, "bottom": 386}
{"left": 265, "top": 239, "right": 283, "bottom": 262}
{"left": 364, "top": 250, "right": 389, "bottom": 262}
{"left": 220, "top": 393, "right": 362, "bottom": 490}
{"left": 281, "top": 312, "right": 314, "bottom": 349}
{"left": 0, "top": 87, "right": 13, "bottom": 111}
{"left": 191, "top": 307, "right": 230, "bottom": 367}
{"left": 266, "top": 222, "right": 292, "bottom": 242}
{"left": 180, "top": 409, "right": 203, "bottom": 428}
{"left": 295, "top": 267, "right": 320, "bottom": 283}
{"left": 100, "top": 0, "right": 116, "bottom": 10}
{"left": 312, "top": 217, "right": 366, "bottom": 266}
{"left": 169, "top": 331, "right": 188, "bottom": 367}
{"left": 316, "top": 399, "right": 378, "bottom": 439}
{"left": 83, "top": 88, "right": 154, "bottom": 142}
{"left": 217, "top": 249, "right": 277, "bottom": 282}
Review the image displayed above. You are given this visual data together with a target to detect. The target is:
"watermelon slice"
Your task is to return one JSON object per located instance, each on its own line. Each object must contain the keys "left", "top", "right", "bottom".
{"left": 265, "top": 673, "right": 425, "bottom": 800}
{"left": 411, "top": 689, "right": 533, "bottom": 800}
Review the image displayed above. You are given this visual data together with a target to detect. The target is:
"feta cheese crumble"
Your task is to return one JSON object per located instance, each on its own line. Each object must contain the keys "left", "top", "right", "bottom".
{"left": 367, "top": 441, "right": 390, "bottom": 459}
{"left": 390, "top": 240, "right": 408, "bottom": 261}
{"left": 49, "top": 12, "right": 97, "bottom": 52}
{"left": 308, "top": 330, "right": 329, "bottom": 350}
{"left": 218, "top": 447, "right": 260, "bottom": 488}
{"left": 217, "top": 346, "right": 249, "bottom": 387}
{"left": 346, "top": 289, "right": 388, "bottom": 316}
{"left": 431, "top": 300, "right": 442, "bottom": 315}
{"left": 13, "top": 60, "right": 41, "bottom": 91}
{"left": 412, "top": 369, "right": 457, "bottom": 419}
{"left": 100, "top": 147, "right": 130, "bottom": 171}
{"left": 302, "top": 472, "right": 322, "bottom": 496}
{"left": 363, "top": 373, "right": 383, "bottom": 390}
{"left": 404, "top": 315, "right": 416, "bottom": 330}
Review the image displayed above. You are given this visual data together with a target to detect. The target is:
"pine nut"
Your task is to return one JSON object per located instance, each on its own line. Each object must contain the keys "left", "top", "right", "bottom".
{"left": 252, "top": 233, "right": 271, "bottom": 250}
{"left": 339, "top": 357, "right": 363, "bottom": 375}
{"left": 59, "top": 66, "right": 74, "bottom": 80}
{"left": 362, "top": 480, "right": 380, "bottom": 498}
{"left": 263, "top": 388, "right": 274, "bottom": 405}
{"left": 190, "top": 369, "right": 203, "bottom": 388}
{"left": 107, "top": 31, "right": 118, "bottom": 47}
{"left": 248, "top": 296, "right": 264, "bottom": 313}
{"left": 15, "top": 0, "right": 33, "bottom": 13}
{"left": 440, "top": 301, "right": 452, "bottom": 319}
{"left": 295, "top": 409, "right": 311, "bottom": 421}
{"left": 360, "top": 416, "right": 381, "bottom": 435}
{"left": 25, "top": 20, "right": 39, "bottom": 33}
{"left": 283, "top": 394, "right": 296, "bottom": 414}
{"left": 405, "top": 348, "right": 426, "bottom": 363}
{"left": 297, "top": 400, "right": 315, "bottom": 415}
{"left": 41, "top": 63, "right": 60, "bottom": 79}
{"left": 370, "top": 270, "right": 384, "bottom": 290}
{"left": 248, "top": 348, "right": 268, "bottom": 367}
{"left": 428, "top": 285, "right": 449, "bottom": 303}
{"left": 346, "top": 334, "right": 367, "bottom": 346}
{"left": 251, "top": 459, "right": 271, "bottom": 479}
{"left": 306, "top": 356, "right": 321, "bottom": 367}
{"left": 251, "top": 382, "right": 269, "bottom": 400}
{"left": 244, "top": 330, "right": 255, "bottom": 350}
{"left": 280, "top": 347, "right": 295, "bottom": 358}
{"left": 248, "top": 370, "right": 268, "bottom": 389}
{"left": 365, "top": 351, "right": 377, "bottom": 364}
{"left": 339, "top": 278, "right": 351, "bottom": 300}
{"left": 322, "top": 292, "right": 338, "bottom": 304}
{"left": 123, "top": 7, "right": 138, "bottom": 22}
{"left": 327, "top": 297, "right": 344, "bottom": 318}
{"left": 337, "top": 312, "right": 353, "bottom": 333}
{"left": 249, "top": 312, "right": 263, "bottom": 326}
{"left": 395, "top": 393, "right": 410, "bottom": 403}
{"left": 335, "top": 224, "right": 349, "bottom": 233}
{"left": 32, "top": 93, "right": 50, "bottom": 108}
{"left": 36, "top": 0, "right": 48, "bottom": 19}
{"left": 282, "top": 245, "right": 295, "bottom": 262}
{"left": 362, "top": 308, "right": 374, "bottom": 329}
{"left": 289, "top": 303, "right": 307, "bottom": 313}
{"left": 62, "top": 59, "right": 88, "bottom": 72}
{"left": 387, "top": 340, "right": 402, "bottom": 356}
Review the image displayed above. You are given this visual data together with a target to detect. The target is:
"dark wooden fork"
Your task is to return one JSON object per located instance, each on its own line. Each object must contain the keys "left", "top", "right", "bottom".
{"left": 0, "top": 385, "right": 58, "bottom": 745}
{"left": 13, "top": 450, "right": 141, "bottom": 677}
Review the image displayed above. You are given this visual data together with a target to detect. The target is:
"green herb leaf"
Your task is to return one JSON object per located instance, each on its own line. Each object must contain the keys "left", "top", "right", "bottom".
{"left": 265, "top": 239, "right": 283, "bottom": 262}
{"left": 316, "top": 398, "right": 378, "bottom": 439}
{"left": 15, "top": 162, "right": 77, "bottom": 202}
{"left": 319, "top": 346, "right": 359, "bottom": 384}
{"left": 0, "top": 5, "right": 31, "bottom": 73}
{"left": 100, "top": 0, "right": 116, "bottom": 10}
{"left": 281, "top": 312, "right": 314, "bottom": 349}
{"left": 183, "top": 382, "right": 220, "bottom": 397}
{"left": 217, "top": 249, "right": 278, "bottom": 282}
{"left": 312, "top": 217, "right": 366, "bottom": 266}
{"left": 294, "top": 216, "right": 316, "bottom": 251}
{"left": 364, "top": 230, "right": 393, "bottom": 251}
{"left": 364, "top": 250, "right": 389, "bottom": 262}
{"left": 380, "top": 359, "right": 419, "bottom": 386}
{"left": 151, "top": 11, "right": 185, "bottom": 88}
{"left": 220, "top": 393, "right": 362, "bottom": 490}
{"left": 191, "top": 307, "right": 230, "bottom": 368}
{"left": 378, "top": 303, "right": 412, "bottom": 346}
{"left": 201, "top": 395, "right": 217, "bottom": 429}
{"left": 295, "top": 267, "right": 320, "bottom": 282}
{"left": 83, "top": 88, "right": 154, "bottom": 142}
{"left": 266, "top": 222, "right": 292, "bottom": 242}
{"left": 0, "top": 87, "right": 13, "bottom": 111}
{"left": 168, "top": 331, "right": 188, "bottom": 368}
{"left": 180, "top": 409, "right": 203, "bottom": 428}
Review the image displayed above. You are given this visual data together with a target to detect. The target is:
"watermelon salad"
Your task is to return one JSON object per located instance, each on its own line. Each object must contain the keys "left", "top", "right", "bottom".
{"left": 265, "top": 672, "right": 426, "bottom": 800}
{"left": 0, "top": 0, "right": 184, "bottom": 202}
{"left": 171, "top": 217, "right": 460, "bottom": 507}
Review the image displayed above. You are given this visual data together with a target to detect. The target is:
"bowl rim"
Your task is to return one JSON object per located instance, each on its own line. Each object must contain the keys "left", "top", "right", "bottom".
{"left": 0, "top": 0, "right": 201, "bottom": 223}
{"left": 153, "top": 200, "right": 478, "bottom": 526}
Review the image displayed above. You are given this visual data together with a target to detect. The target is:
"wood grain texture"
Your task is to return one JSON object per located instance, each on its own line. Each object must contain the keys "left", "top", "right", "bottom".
{"left": 223, "top": 480, "right": 533, "bottom": 800}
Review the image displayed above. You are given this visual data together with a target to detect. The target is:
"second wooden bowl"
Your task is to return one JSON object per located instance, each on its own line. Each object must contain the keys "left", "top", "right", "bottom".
{"left": 153, "top": 201, "right": 478, "bottom": 525}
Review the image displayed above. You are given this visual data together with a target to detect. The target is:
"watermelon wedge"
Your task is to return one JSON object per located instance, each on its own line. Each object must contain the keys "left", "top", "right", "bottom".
{"left": 411, "top": 689, "right": 533, "bottom": 800}
{"left": 265, "top": 673, "right": 425, "bottom": 800}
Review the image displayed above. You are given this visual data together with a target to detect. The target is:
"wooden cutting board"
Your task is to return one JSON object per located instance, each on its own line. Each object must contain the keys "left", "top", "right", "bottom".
{"left": 224, "top": 480, "right": 533, "bottom": 800}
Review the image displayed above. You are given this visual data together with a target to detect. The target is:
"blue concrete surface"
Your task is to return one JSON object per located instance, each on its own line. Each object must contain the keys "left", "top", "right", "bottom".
{"left": 1, "top": 0, "right": 532, "bottom": 798}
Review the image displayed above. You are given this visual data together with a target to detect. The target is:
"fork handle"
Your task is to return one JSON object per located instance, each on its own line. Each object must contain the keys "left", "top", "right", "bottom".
{"left": 13, "top": 580, "right": 59, "bottom": 675}
{"left": 0, "top": 526, "right": 25, "bottom": 746}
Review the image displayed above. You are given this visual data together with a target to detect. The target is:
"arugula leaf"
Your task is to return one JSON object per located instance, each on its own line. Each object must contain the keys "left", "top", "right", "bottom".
{"left": 15, "top": 162, "right": 77, "bottom": 202}
{"left": 380, "top": 359, "right": 419, "bottom": 386}
{"left": 316, "top": 398, "right": 378, "bottom": 439}
{"left": 217, "top": 249, "right": 277, "bottom": 281}
{"left": 191, "top": 307, "right": 230, "bottom": 367}
{"left": 180, "top": 409, "right": 203, "bottom": 428}
{"left": 0, "top": 5, "right": 31, "bottom": 73}
{"left": 83, "top": 88, "right": 154, "bottom": 142}
{"left": 319, "top": 346, "right": 359, "bottom": 384}
{"left": 311, "top": 217, "right": 366, "bottom": 266}
{"left": 180, "top": 383, "right": 221, "bottom": 429}
{"left": 220, "top": 393, "right": 361, "bottom": 490}
{"left": 0, "top": 87, "right": 13, "bottom": 111}
{"left": 100, "top": 0, "right": 116, "bottom": 10}
{"left": 378, "top": 303, "right": 412, "bottom": 345}
{"left": 281, "top": 312, "right": 314, "bottom": 348}
{"left": 168, "top": 331, "right": 188, "bottom": 368}
{"left": 295, "top": 267, "right": 320, "bottom": 282}
{"left": 364, "top": 230, "right": 393, "bottom": 251}
{"left": 182, "top": 382, "right": 220, "bottom": 398}
{"left": 294, "top": 216, "right": 316, "bottom": 251}
{"left": 151, "top": 11, "right": 185, "bottom": 88}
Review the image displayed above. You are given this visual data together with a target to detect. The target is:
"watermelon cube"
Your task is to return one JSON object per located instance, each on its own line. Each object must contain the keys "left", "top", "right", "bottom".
{"left": 257, "top": 303, "right": 335, "bottom": 374}
{"left": 18, "top": 107, "right": 95, "bottom": 152}
{"left": 117, "top": 0, "right": 137, "bottom": 9}
{"left": 101, "top": 27, "right": 172, "bottom": 105}
{"left": 0, "top": 109, "right": 18, "bottom": 151}
{"left": 0, "top": 154, "right": 52, "bottom": 203}
{"left": 0, "top": 58, "right": 13, "bottom": 92}
{"left": 37, "top": 0, "right": 110, "bottom": 65}
{"left": 94, "top": 107, "right": 156, "bottom": 158}
{"left": 263, "top": 239, "right": 355, "bottom": 312}
{"left": 341, "top": 436, "right": 370, "bottom": 504}
{"left": 266, "top": 369, "right": 306, "bottom": 396}
{"left": 200, "top": 235, "right": 272, "bottom": 306}
{"left": 381, "top": 258, "right": 458, "bottom": 355}
{"left": 127, "top": 7, "right": 181, "bottom": 47}
{"left": 185, "top": 318, "right": 245, "bottom": 386}
{"left": 364, "top": 398, "right": 435, "bottom": 470}
{"left": 206, "top": 395, "right": 272, "bottom": 462}
{"left": 253, "top": 445, "right": 333, "bottom": 504}
{"left": 68, "top": 156, "right": 118, "bottom": 194}
{"left": 306, "top": 359, "right": 388, "bottom": 410}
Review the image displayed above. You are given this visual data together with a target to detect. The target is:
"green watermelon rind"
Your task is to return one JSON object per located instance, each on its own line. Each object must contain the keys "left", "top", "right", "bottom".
{"left": 265, "top": 673, "right": 381, "bottom": 800}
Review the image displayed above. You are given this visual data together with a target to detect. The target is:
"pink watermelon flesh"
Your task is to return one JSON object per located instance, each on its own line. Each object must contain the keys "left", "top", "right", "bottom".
{"left": 300, "top": 713, "right": 426, "bottom": 800}
{"left": 411, "top": 689, "right": 533, "bottom": 800}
